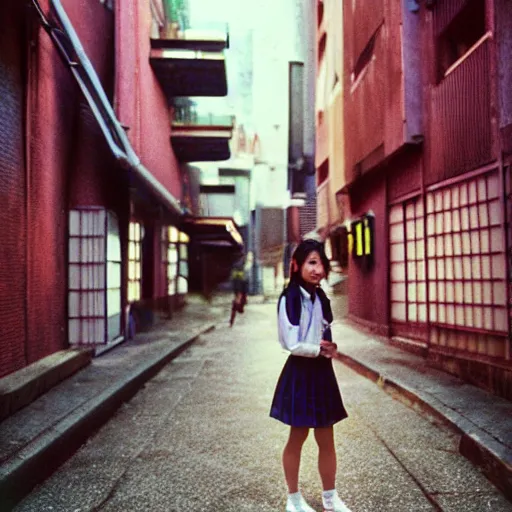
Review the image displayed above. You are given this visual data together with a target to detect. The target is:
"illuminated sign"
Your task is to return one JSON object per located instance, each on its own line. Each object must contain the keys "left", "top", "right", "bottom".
{"left": 350, "top": 212, "right": 375, "bottom": 266}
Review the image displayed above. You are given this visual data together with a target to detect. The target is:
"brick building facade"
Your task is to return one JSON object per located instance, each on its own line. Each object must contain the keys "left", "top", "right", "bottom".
{"left": 315, "top": 0, "right": 512, "bottom": 399}
{"left": 0, "top": 0, "right": 234, "bottom": 378}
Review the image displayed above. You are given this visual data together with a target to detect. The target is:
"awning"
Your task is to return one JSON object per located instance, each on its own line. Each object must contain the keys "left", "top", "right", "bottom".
{"left": 198, "top": 240, "right": 234, "bottom": 248}
{"left": 182, "top": 217, "right": 244, "bottom": 247}
{"left": 31, "top": 0, "right": 183, "bottom": 217}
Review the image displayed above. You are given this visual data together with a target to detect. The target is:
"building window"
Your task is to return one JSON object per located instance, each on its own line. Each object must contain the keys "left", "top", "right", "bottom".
{"left": 68, "top": 208, "right": 122, "bottom": 345}
{"left": 100, "top": 0, "right": 114, "bottom": 11}
{"left": 107, "top": 214, "right": 122, "bottom": 341}
{"left": 506, "top": 165, "right": 512, "bottom": 338}
{"left": 436, "top": 0, "right": 486, "bottom": 82}
{"left": 128, "top": 221, "right": 142, "bottom": 302}
{"left": 389, "top": 198, "right": 427, "bottom": 325}
{"left": 352, "top": 31, "right": 377, "bottom": 84}
{"left": 317, "top": 0, "right": 324, "bottom": 27}
{"left": 162, "top": 227, "right": 189, "bottom": 295}
{"left": 317, "top": 159, "right": 329, "bottom": 186}
{"left": 167, "top": 227, "right": 179, "bottom": 295}
{"left": 178, "top": 231, "right": 189, "bottom": 294}
{"left": 426, "top": 171, "right": 508, "bottom": 335}
{"left": 425, "top": 170, "right": 509, "bottom": 358}
{"left": 318, "top": 33, "right": 327, "bottom": 65}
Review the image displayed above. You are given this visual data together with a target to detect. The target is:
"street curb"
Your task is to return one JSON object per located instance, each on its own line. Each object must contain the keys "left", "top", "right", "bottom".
{"left": 335, "top": 351, "right": 512, "bottom": 502}
{"left": 0, "top": 323, "right": 216, "bottom": 511}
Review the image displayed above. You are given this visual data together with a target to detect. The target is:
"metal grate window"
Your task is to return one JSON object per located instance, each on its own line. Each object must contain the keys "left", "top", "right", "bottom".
{"left": 426, "top": 170, "right": 508, "bottom": 337}
{"left": 68, "top": 209, "right": 121, "bottom": 345}
{"left": 389, "top": 197, "right": 427, "bottom": 325}
{"left": 128, "top": 221, "right": 142, "bottom": 302}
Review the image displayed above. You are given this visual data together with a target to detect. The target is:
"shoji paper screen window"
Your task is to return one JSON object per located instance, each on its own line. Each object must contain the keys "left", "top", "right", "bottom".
{"left": 178, "top": 231, "right": 189, "bottom": 294}
{"left": 507, "top": 165, "right": 512, "bottom": 342}
{"left": 128, "top": 221, "right": 142, "bottom": 302}
{"left": 162, "top": 227, "right": 189, "bottom": 295}
{"left": 69, "top": 209, "right": 122, "bottom": 344}
{"left": 389, "top": 197, "right": 427, "bottom": 325}
{"left": 426, "top": 170, "right": 508, "bottom": 356}
{"left": 167, "top": 227, "right": 179, "bottom": 295}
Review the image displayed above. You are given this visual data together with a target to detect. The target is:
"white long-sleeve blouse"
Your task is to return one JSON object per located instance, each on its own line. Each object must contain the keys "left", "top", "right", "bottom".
{"left": 277, "top": 286, "right": 329, "bottom": 358}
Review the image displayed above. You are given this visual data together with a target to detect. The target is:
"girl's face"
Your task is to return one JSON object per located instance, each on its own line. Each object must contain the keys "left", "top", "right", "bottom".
{"left": 299, "top": 250, "right": 325, "bottom": 285}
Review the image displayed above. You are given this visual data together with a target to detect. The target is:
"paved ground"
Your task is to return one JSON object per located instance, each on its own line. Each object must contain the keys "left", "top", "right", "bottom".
{"left": 14, "top": 303, "right": 512, "bottom": 512}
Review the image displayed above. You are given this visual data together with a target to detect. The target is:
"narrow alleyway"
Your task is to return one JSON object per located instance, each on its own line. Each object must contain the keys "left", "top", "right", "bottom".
{"left": 15, "top": 303, "right": 511, "bottom": 512}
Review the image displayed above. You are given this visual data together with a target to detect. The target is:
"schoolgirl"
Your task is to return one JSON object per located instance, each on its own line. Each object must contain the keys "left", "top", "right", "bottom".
{"left": 270, "top": 239, "right": 351, "bottom": 512}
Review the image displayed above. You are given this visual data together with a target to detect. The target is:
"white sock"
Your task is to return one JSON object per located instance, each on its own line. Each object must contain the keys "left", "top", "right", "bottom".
{"left": 323, "top": 489, "right": 336, "bottom": 499}
{"left": 288, "top": 491, "right": 303, "bottom": 503}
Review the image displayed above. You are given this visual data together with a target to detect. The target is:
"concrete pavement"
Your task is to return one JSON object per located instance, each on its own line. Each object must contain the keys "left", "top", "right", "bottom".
{"left": 0, "top": 298, "right": 226, "bottom": 510}
{"left": 11, "top": 301, "right": 512, "bottom": 512}
{"left": 331, "top": 321, "right": 512, "bottom": 502}
{"left": 0, "top": 295, "right": 511, "bottom": 510}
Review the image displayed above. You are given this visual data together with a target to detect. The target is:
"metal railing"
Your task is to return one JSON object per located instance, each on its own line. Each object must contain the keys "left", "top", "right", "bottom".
{"left": 172, "top": 100, "right": 233, "bottom": 127}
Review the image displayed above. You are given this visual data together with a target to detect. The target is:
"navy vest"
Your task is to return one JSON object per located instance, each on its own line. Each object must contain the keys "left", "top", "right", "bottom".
{"left": 278, "top": 281, "right": 333, "bottom": 341}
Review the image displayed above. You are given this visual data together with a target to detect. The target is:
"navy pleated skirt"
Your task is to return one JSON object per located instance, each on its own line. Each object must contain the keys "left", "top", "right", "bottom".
{"left": 270, "top": 355, "right": 348, "bottom": 428}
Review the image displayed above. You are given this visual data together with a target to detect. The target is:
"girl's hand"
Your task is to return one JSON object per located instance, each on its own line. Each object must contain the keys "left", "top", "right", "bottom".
{"left": 320, "top": 340, "right": 337, "bottom": 358}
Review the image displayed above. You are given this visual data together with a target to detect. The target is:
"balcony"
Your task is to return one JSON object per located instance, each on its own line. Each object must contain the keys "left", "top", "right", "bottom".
{"left": 150, "top": 23, "right": 229, "bottom": 98}
{"left": 171, "top": 98, "right": 234, "bottom": 162}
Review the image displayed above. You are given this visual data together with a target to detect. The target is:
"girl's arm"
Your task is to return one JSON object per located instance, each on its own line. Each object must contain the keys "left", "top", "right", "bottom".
{"left": 278, "top": 297, "right": 321, "bottom": 358}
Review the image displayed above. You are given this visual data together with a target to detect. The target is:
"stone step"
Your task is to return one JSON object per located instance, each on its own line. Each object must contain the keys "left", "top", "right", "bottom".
{"left": 0, "top": 349, "right": 93, "bottom": 422}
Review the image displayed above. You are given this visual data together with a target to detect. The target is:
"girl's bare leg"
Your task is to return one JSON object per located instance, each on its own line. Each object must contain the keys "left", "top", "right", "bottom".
{"left": 314, "top": 426, "right": 336, "bottom": 490}
{"left": 283, "top": 427, "right": 310, "bottom": 493}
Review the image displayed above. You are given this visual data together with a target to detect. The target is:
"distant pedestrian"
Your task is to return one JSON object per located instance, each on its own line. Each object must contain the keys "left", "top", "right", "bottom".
{"left": 270, "top": 239, "right": 351, "bottom": 512}
{"left": 229, "top": 252, "right": 251, "bottom": 327}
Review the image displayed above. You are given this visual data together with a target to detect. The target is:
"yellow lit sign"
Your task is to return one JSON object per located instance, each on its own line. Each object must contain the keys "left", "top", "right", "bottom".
{"left": 364, "top": 218, "right": 371, "bottom": 255}
{"left": 355, "top": 221, "right": 363, "bottom": 256}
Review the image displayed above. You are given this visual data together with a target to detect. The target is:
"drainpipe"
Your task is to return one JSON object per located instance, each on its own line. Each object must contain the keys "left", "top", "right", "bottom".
{"left": 31, "top": 0, "right": 183, "bottom": 217}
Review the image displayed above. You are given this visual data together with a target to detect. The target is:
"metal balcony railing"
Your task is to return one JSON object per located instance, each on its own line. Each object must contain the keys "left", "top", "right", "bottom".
{"left": 155, "top": 8, "right": 229, "bottom": 49}
{"left": 172, "top": 100, "right": 233, "bottom": 128}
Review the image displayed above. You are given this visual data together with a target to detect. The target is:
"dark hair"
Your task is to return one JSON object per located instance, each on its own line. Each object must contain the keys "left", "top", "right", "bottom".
{"left": 290, "top": 239, "right": 330, "bottom": 282}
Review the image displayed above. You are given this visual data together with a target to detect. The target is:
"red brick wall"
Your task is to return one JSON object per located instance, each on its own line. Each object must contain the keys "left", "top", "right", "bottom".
{"left": 0, "top": 0, "right": 129, "bottom": 376}
{"left": 25, "top": 1, "right": 78, "bottom": 366}
{"left": 0, "top": 1, "right": 28, "bottom": 376}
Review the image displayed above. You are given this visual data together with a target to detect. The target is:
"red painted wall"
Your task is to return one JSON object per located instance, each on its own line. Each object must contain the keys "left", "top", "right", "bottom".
{"left": 63, "top": 0, "right": 121, "bottom": 209}
{"left": 115, "top": 0, "right": 182, "bottom": 201}
{"left": 348, "top": 174, "right": 388, "bottom": 331}
{"left": 387, "top": 151, "right": 422, "bottom": 203}
{"left": 343, "top": 0, "right": 421, "bottom": 181}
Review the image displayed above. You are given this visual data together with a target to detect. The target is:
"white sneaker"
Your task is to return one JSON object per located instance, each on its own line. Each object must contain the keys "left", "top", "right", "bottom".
{"left": 322, "top": 490, "right": 352, "bottom": 512}
{"left": 286, "top": 492, "right": 317, "bottom": 512}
